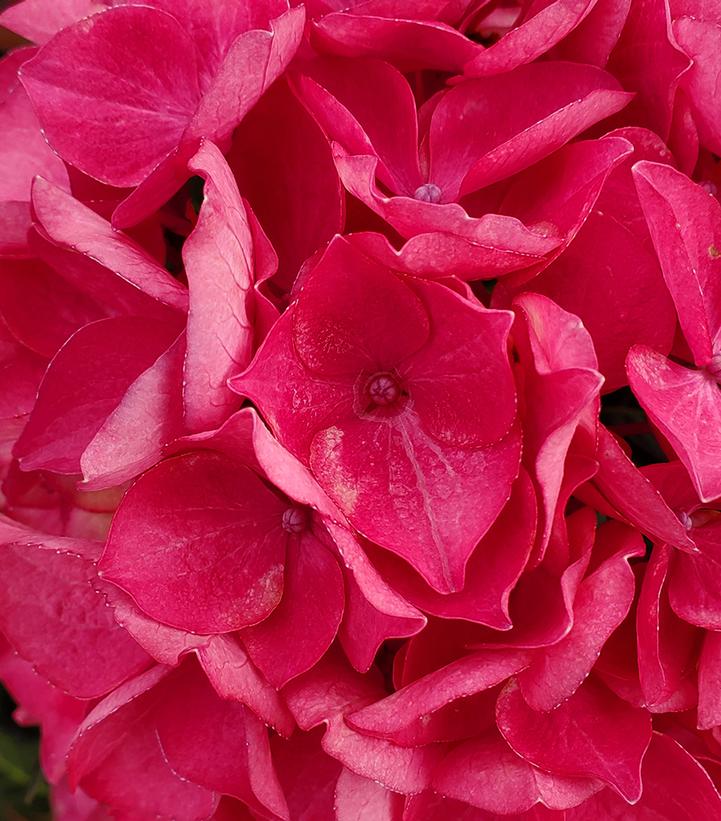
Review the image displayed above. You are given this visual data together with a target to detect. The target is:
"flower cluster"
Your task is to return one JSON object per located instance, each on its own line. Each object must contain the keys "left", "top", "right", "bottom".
{"left": 1, "top": 0, "right": 721, "bottom": 818}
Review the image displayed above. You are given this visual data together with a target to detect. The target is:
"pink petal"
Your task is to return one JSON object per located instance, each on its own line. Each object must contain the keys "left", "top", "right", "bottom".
{"left": 99, "top": 451, "right": 286, "bottom": 633}
{"left": 632, "top": 160, "right": 721, "bottom": 364}
{"left": 346, "top": 222, "right": 561, "bottom": 281}
{"left": 186, "top": 7, "right": 306, "bottom": 146}
{"left": 0, "top": 258, "right": 105, "bottom": 358}
{"left": 283, "top": 649, "right": 385, "bottom": 731}
{"left": 0, "top": 532, "right": 150, "bottom": 698}
{"left": 506, "top": 129, "right": 676, "bottom": 392}
{"left": 101, "top": 585, "right": 207, "bottom": 667}
{"left": 229, "top": 79, "right": 343, "bottom": 292}
{"left": 197, "top": 634, "right": 295, "bottom": 736}
{"left": 669, "top": 525, "right": 721, "bottom": 630}
{"left": 291, "top": 236, "right": 430, "bottom": 379}
{"left": 14, "top": 316, "right": 179, "bottom": 474}
{"left": 230, "top": 310, "right": 356, "bottom": 459}
{"left": 373, "top": 468, "right": 536, "bottom": 628}
{"left": 0, "top": 0, "right": 104, "bottom": 44}
{"left": 589, "top": 425, "right": 694, "bottom": 549}
{"left": 0, "top": 85, "right": 68, "bottom": 202}
{"left": 322, "top": 714, "right": 443, "bottom": 795}
{"left": 21, "top": 6, "right": 201, "bottom": 187}
{"left": 51, "top": 778, "right": 108, "bottom": 821}
{"left": 496, "top": 136, "right": 633, "bottom": 287}
{"left": 109, "top": 141, "right": 199, "bottom": 230}
{"left": 295, "top": 57, "right": 422, "bottom": 193}
{"left": 698, "top": 632, "right": 721, "bottom": 730}
{"left": 241, "top": 528, "right": 344, "bottom": 688}
{"left": 79, "top": 333, "right": 185, "bottom": 489}
{"left": 627, "top": 346, "right": 721, "bottom": 503}
{"left": 347, "top": 649, "right": 530, "bottom": 745}
{"left": 496, "top": 677, "right": 652, "bottom": 801}
{"left": 271, "top": 728, "right": 341, "bottom": 820}
{"left": 0, "top": 649, "right": 87, "bottom": 784}
{"left": 0, "top": 48, "right": 36, "bottom": 103}
{"left": 549, "top": 0, "right": 631, "bottom": 66}
{"left": 405, "top": 791, "right": 559, "bottom": 820}
{"left": 67, "top": 666, "right": 218, "bottom": 818}
{"left": 168, "top": 404, "right": 262, "bottom": 474}
{"left": 132, "top": 0, "right": 288, "bottom": 79}
{"left": 0, "top": 201, "right": 34, "bottom": 257}
{"left": 470, "top": 508, "right": 595, "bottom": 650}
{"left": 675, "top": 17, "right": 721, "bottom": 155}
{"left": 182, "top": 140, "right": 255, "bottom": 430}
{"left": 432, "top": 731, "right": 602, "bottom": 814}
{"left": 636, "top": 545, "right": 698, "bottom": 710}
{"left": 312, "top": 13, "right": 479, "bottom": 72}
{"left": 335, "top": 767, "right": 404, "bottom": 821}
{"left": 404, "top": 279, "right": 516, "bottom": 448}
{"left": 154, "top": 662, "right": 289, "bottom": 819}
{"left": 519, "top": 526, "right": 640, "bottom": 710}
{"left": 310, "top": 413, "right": 521, "bottom": 592}
{"left": 247, "top": 409, "right": 343, "bottom": 520}
{"left": 429, "top": 62, "right": 632, "bottom": 199}
{"left": 464, "top": 0, "right": 600, "bottom": 77}
{"left": 513, "top": 293, "right": 603, "bottom": 550}
{"left": 327, "top": 520, "right": 426, "bottom": 672}
{"left": 31, "top": 177, "right": 188, "bottom": 313}
{"left": 565, "top": 732, "right": 721, "bottom": 819}
{"left": 607, "top": 0, "right": 689, "bottom": 139}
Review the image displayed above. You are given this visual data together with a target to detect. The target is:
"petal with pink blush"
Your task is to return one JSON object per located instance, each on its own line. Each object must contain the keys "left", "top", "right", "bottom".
{"left": 100, "top": 452, "right": 286, "bottom": 634}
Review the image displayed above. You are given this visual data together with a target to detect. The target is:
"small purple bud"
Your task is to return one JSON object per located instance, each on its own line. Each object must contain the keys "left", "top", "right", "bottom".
{"left": 413, "top": 183, "right": 442, "bottom": 204}
{"left": 282, "top": 506, "right": 309, "bottom": 534}
{"left": 367, "top": 372, "right": 401, "bottom": 406}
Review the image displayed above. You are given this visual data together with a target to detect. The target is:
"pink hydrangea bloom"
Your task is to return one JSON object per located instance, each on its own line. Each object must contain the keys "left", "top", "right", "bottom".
{"left": 2, "top": 0, "right": 721, "bottom": 818}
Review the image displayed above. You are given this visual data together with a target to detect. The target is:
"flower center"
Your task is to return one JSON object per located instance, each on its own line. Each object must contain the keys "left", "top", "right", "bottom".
{"left": 677, "top": 510, "right": 693, "bottom": 530}
{"left": 707, "top": 352, "right": 721, "bottom": 383}
{"left": 366, "top": 372, "right": 402, "bottom": 407}
{"left": 413, "top": 183, "right": 442, "bottom": 204}
{"left": 282, "top": 506, "right": 309, "bottom": 534}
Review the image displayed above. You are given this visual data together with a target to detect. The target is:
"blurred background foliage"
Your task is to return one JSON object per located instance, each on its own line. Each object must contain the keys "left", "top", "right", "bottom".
{"left": 0, "top": 687, "right": 50, "bottom": 819}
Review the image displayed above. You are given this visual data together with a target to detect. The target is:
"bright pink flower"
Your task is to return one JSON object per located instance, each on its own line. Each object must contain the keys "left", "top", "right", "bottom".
{"left": 232, "top": 235, "right": 520, "bottom": 592}
{"left": 2, "top": 0, "right": 721, "bottom": 815}
{"left": 100, "top": 406, "right": 424, "bottom": 682}
{"left": 295, "top": 57, "right": 632, "bottom": 279}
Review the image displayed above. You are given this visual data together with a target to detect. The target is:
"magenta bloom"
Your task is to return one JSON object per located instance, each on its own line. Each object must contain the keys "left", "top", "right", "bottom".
{"left": 3, "top": 0, "right": 721, "bottom": 818}
{"left": 232, "top": 236, "right": 520, "bottom": 592}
